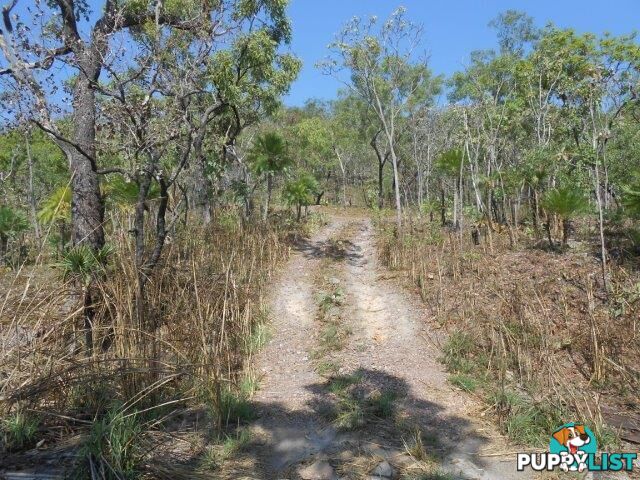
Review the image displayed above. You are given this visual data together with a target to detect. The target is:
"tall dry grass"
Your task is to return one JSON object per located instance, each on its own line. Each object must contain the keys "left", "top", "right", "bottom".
{"left": 376, "top": 215, "right": 639, "bottom": 448}
{"left": 0, "top": 209, "right": 298, "bottom": 476}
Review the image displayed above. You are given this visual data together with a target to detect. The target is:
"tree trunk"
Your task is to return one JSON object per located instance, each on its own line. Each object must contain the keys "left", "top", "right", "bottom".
{"left": 545, "top": 221, "right": 554, "bottom": 250}
{"left": 593, "top": 164, "right": 608, "bottom": 293}
{"left": 440, "top": 185, "right": 446, "bottom": 226}
{"left": 0, "top": 234, "right": 7, "bottom": 265}
{"left": 378, "top": 160, "right": 385, "bottom": 208}
{"left": 532, "top": 188, "right": 540, "bottom": 236}
{"left": 69, "top": 64, "right": 104, "bottom": 251}
{"left": 263, "top": 173, "right": 272, "bottom": 221}
{"left": 24, "top": 133, "right": 40, "bottom": 242}
{"left": 562, "top": 218, "right": 572, "bottom": 247}
{"left": 390, "top": 149, "right": 402, "bottom": 229}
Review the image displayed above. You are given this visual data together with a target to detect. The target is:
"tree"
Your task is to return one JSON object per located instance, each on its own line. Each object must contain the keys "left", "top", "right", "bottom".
{"left": 322, "top": 7, "right": 441, "bottom": 229}
{"left": 542, "top": 186, "right": 587, "bottom": 248}
{"left": 489, "top": 10, "right": 538, "bottom": 56}
{"left": 436, "top": 148, "right": 464, "bottom": 228}
{"left": 249, "top": 132, "right": 292, "bottom": 220}
{"left": 0, "top": 0, "right": 297, "bottom": 251}
{"left": 283, "top": 173, "right": 319, "bottom": 221}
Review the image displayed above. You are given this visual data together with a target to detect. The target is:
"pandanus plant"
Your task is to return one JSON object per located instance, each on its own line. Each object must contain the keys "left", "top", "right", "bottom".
{"left": 56, "top": 243, "right": 113, "bottom": 354}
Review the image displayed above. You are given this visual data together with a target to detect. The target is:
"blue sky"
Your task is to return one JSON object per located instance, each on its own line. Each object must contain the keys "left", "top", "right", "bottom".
{"left": 283, "top": 0, "right": 640, "bottom": 106}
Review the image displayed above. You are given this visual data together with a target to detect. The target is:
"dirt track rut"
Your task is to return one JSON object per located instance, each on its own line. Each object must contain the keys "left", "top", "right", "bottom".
{"left": 249, "top": 215, "right": 534, "bottom": 479}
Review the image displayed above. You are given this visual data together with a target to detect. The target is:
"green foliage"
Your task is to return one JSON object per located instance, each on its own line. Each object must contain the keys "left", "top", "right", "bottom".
{"left": 435, "top": 149, "right": 463, "bottom": 177}
{"left": 249, "top": 132, "right": 292, "bottom": 176}
{"left": 541, "top": 186, "right": 588, "bottom": 218}
{"left": 0, "top": 205, "right": 28, "bottom": 239}
{"left": 200, "top": 428, "right": 252, "bottom": 471}
{"left": 102, "top": 176, "right": 160, "bottom": 211}
{"left": 217, "top": 387, "right": 256, "bottom": 425}
{"left": 489, "top": 390, "right": 566, "bottom": 447}
{"left": 244, "top": 321, "right": 271, "bottom": 355}
{"left": 449, "top": 373, "right": 482, "bottom": 392}
{"left": 622, "top": 171, "right": 640, "bottom": 218}
{"left": 368, "top": 390, "right": 397, "bottom": 418}
{"left": 74, "top": 406, "right": 143, "bottom": 480}
{"left": 282, "top": 173, "right": 319, "bottom": 208}
{"left": 56, "top": 244, "right": 113, "bottom": 285}
{"left": 37, "top": 185, "right": 71, "bottom": 224}
{"left": 441, "top": 331, "right": 476, "bottom": 374}
{"left": 1, "top": 410, "right": 40, "bottom": 451}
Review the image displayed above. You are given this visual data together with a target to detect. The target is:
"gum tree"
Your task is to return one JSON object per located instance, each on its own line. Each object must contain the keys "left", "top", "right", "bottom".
{"left": 0, "top": 0, "right": 296, "bottom": 250}
{"left": 321, "top": 7, "right": 439, "bottom": 229}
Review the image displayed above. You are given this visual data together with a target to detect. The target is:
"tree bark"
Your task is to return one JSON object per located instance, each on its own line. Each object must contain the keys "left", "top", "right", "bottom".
{"left": 68, "top": 55, "right": 104, "bottom": 251}
{"left": 263, "top": 172, "right": 272, "bottom": 221}
{"left": 24, "top": 133, "right": 41, "bottom": 242}
{"left": 390, "top": 148, "right": 402, "bottom": 229}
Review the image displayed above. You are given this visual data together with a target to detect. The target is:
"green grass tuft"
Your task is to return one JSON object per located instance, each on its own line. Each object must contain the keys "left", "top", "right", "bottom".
{"left": 368, "top": 390, "right": 397, "bottom": 418}
{"left": 1, "top": 410, "right": 40, "bottom": 451}
{"left": 218, "top": 389, "right": 256, "bottom": 425}
{"left": 449, "top": 373, "right": 483, "bottom": 392}
{"left": 73, "top": 405, "right": 143, "bottom": 480}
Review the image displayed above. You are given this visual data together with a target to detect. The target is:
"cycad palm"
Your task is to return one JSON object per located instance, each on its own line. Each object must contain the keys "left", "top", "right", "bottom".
{"left": 542, "top": 186, "right": 587, "bottom": 248}
{"left": 249, "top": 132, "right": 292, "bottom": 220}
{"left": 38, "top": 186, "right": 71, "bottom": 256}
{"left": 37, "top": 186, "right": 71, "bottom": 224}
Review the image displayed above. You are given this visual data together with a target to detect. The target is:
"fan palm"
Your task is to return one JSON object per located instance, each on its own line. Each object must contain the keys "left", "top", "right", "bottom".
{"left": 542, "top": 186, "right": 587, "bottom": 248}
{"left": 249, "top": 132, "right": 292, "bottom": 220}
{"left": 102, "top": 176, "right": 160, "bottom": 212}
{"left": 283, "top": 173, "right": 319, "bottom": 221}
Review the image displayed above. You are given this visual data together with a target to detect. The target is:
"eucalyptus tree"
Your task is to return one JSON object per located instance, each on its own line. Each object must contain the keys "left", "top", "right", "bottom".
{"left": 321, "top": 7, "right": 440, "bottom": 228}
{"left": 188, "top": 19, "right": 301, "bottom": 223}
{"left": 0, "top": 0, "right": 297, "bottom": 252}
{"left": 332, "top": 92, "right": 389, "bottom": 207}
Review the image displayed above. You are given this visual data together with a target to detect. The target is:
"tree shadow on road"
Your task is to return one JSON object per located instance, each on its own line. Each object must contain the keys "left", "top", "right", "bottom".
{"left": 205, "top": 367, "right": 501, "bottom": 479}
{"left": 294, "top": 235, "right": 364, "bottom": 265}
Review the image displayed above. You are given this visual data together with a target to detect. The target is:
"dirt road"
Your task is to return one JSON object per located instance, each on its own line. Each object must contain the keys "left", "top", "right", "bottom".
{"left": 245, "top": 215, "right": 532, "bottom": 479}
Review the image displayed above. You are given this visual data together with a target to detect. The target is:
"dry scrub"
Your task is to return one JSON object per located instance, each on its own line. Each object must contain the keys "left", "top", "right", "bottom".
{"left": 376, "top": 215, "right": 640, "bottom": 450}
{"left": 0, "top": 210, "right": 306, "bottom": 477}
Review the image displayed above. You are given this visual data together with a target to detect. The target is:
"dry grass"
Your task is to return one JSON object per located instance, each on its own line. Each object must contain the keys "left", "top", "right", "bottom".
{"left": 0, "top": 208, "right": 302, "bottom": 476}
{"left": 376, "top": 214, "right": 639, "bottom": 449}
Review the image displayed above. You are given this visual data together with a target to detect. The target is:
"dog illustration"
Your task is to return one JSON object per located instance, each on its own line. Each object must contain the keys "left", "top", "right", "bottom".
{"left": 552, "top": 424, "right": 591, "bottom": 472}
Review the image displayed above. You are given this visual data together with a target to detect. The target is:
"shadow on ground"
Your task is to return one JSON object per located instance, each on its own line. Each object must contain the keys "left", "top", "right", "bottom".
{"left": 294, "top": 235, "right": 364, "bottom": 266}
{"left": 209, "top": 367, "right": 497, "bottom": 479}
